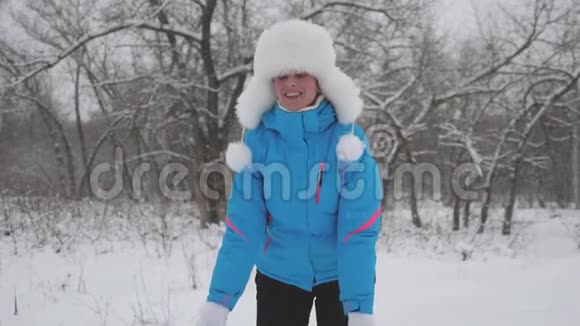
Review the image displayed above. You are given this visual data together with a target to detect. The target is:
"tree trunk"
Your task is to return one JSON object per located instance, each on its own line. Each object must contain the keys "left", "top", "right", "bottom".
{"left": 409, "top": 182, "right": 422, "bottom": 228}
{"left": 381, "top": 165, "right": 390, "bottom": 212}
{"left": 541, "top": 116, "right": 567, "bottom": 207}
{"left": 53, "top": 135, "right": 68, "bottom": 196}
{"left": 402, "top": 141, "right": 422, "bottom": 228}
{"left": 193, "top": 168, "right": 212, "bottom": 228}
{"left": 74, "top": 62, "right": 88, "bottom": 198}
{"left": 463, "top": 200, "right": 471, "bottom": 229}
{"left": 452, "top": 194, "right": 460, "bottom": 231}
{"left": 63, "top": 132, "right": 77, "bottom": 199}
{"left": 535, "top": 168, "right": 546, "bottom": 208}
{"left": 503, "top": 158, "right": 522, "bottom": 236}
{"left": 197, "top": 0, "right": 227, "bottom": 226}
{"left": 573, "top": 117, "right": 580, "bottom": 209}
{"left": 478, "top": 182, "right": 494, "bottom": 234}
{"left": 36, "top": 106, "right": 75, "bottom": 198}
{"left": 148, "top": 0, "right": 184, "bottom": 72}
{"left": 207, "top": 192, "right": 225, "bottom": 225}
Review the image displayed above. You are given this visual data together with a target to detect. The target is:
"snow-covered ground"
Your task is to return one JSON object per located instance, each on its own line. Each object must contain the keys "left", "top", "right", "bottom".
{"left": 1, "top": 202, "right": 579, "bottom": 326}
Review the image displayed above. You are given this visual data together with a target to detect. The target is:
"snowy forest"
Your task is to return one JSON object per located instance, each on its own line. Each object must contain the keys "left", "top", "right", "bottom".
{"left": 1, "top": 0, "right": 580, "bottom": 325}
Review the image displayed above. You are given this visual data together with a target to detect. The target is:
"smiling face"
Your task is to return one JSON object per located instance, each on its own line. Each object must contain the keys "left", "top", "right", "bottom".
{"left": 273, "top": 72, "right": 320, "bottom": 111}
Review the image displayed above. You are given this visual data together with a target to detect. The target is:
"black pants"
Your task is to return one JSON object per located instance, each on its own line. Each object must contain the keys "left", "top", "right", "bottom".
{"left": 255, "top": 270, "right": 348, "bottom": 326}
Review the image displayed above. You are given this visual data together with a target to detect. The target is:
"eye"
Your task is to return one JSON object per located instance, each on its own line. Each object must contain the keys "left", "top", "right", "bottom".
{"left": 295, "top": 73, "right": 307, "bottom": 78}
{"left": 277, "top": 74, "right": 288, "bottom": 81}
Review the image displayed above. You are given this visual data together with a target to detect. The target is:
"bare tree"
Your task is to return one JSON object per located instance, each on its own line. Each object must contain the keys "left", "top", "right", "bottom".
{"left": 502, "top": 70, "right": 580, "bottom": 235}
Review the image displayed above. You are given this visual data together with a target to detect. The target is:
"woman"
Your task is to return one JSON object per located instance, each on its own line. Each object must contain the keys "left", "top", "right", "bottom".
{"left": 196, "top": 19, "right": 382, "bottom": 326}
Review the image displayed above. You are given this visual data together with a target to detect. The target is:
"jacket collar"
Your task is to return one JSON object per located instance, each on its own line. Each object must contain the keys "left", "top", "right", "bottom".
{"left": 261, "top": 98, "right": 336, "bottom": 139}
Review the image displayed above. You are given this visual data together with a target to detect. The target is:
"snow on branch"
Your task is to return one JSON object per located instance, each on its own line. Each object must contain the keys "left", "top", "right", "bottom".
{"left": 439, "top": 122, "right": 484, "bottom": 176}
{"left": 89, "top": 75, "right": 152, "bottom": 87}
{"left": 130, "top": 20, "right": 202, "bottom": 44}
{"left": 411, "top": 81, "right": 512, "bottom": 129}
{"left": 481, "top": 69, "right": 580, "bottom": 186}
{"left": 302, "top": 1, "right": 402, "bottom": 21}
{"left": 148, "top": 0, "right": 173, "bottom": 19}
{"left": 521, "top": 156, "right": 550, "bottom": 169}
{"left": 127, "top": 150, "right": 195, "bottom": 164}
{"left": 363, "top": 73, "right": 420, "bottom": 112}
{"left": 522, "top": 69, "right": 580, "bottom": 141}
{"left": 217, "top": 64, "right": 252, "bottom": 84}
{"left": 334, "top": 40, "right": 378, "bottom": 60}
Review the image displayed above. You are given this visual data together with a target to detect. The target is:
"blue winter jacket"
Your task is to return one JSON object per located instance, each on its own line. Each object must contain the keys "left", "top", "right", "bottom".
{"left": 207, "top": 99, "right": 383, "bottom": 314}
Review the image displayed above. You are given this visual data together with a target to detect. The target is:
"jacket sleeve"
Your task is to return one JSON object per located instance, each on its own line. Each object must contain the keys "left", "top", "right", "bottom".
{"left": 207, "top": 131, "right": 267, "bottom": 311}
{"left": 337, "top": 125, "right": 383, "bottom": 315}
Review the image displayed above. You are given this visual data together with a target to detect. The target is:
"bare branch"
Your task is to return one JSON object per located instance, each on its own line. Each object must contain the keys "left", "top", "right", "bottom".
{"left": 131, "top": 20, "right": 202, "bottom": 43}
{"left": 523, "top": 71, "right": 580, "bottom": 139}
{"left": 88, "top": 75, "right": 152, "bottom": 87}
{"left": 2, "top": 20, "right": 202, "bottom": 89}
{"left": 190, "top": 0, "right": 206, "bottom": 11}
{"left": 217, "top": 63, "right": 252, "bottom": 84}
{"left": 127, "top": 150, "right": 195, "bottom": 164}
{"left": 362, "top": 73, "right": 420, "bottom": 111}
{"left": 334, "top": 40, "right": 378, "bottom": 60}
{"left": 148, "top": 0, "right": 173, "bottom": 20}
{"left": 462, "top": 9, "right": 544, "bottom": 87}
{"left": 302, "top": 1, "right": 401, "bottom": 21}
{"left": 2, "top": 23, "right": 132, "bottom": 89}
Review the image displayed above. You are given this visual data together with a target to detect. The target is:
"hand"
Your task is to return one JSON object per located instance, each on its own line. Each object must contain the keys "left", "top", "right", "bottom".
{"left": 348, "top": 312, "right": 375, "bottom": 326}
{"left": 196, "top": 301, "right": 229, "bottom": 326}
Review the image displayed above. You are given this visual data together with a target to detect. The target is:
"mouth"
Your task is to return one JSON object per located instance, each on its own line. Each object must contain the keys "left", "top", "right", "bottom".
{"left": 284, "top": 91, "right": 303, "bottom": 100}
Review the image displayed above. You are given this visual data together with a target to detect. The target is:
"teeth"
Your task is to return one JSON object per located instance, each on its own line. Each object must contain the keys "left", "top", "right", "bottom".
{"left": 285, "top": 92, "right": 301, "bottom": 97}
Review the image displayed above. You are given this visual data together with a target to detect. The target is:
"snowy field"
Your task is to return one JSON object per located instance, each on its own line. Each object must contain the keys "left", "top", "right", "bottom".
{"left": 1, "top": 200, "right": 579, "bottom": 326}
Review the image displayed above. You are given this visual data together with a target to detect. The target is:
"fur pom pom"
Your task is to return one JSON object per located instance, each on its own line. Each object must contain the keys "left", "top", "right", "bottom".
{"left": 336, "top": 134, "right": 365, "bottom": 162}
{"left": 226, "top": 142, "right": 252, "bottom": 172}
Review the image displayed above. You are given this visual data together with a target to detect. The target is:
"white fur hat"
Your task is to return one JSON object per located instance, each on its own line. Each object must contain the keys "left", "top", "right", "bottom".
{"left": 226, "top": 19, "right": 366, "bottom": 172}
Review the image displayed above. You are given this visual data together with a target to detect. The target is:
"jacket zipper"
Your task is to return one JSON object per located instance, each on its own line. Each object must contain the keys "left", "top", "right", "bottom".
{"left": 303, "top": 136, "right": 316, "bottom": 285}
{"left": 315, "top": 161, "right": 324, "bottom": 205}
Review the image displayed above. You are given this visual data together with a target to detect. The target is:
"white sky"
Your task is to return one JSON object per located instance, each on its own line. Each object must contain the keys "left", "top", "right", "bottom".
{"left": 436, "top": 0, "right": 504, "bottom": 41}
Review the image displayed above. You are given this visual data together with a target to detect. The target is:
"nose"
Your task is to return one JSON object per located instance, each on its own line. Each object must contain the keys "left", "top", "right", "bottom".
{"left": 286, "top": 75, "right": 297, "bottom": 87}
